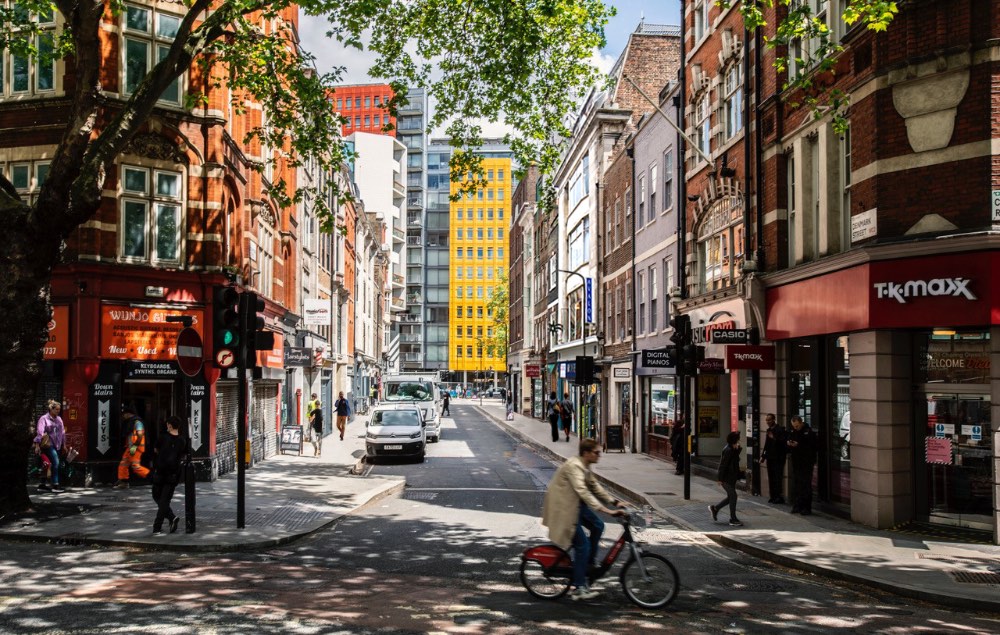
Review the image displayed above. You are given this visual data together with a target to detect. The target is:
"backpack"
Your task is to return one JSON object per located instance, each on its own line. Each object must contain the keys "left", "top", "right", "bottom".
{"left": 553, "top": 402, "right": 561, "bottom": 414}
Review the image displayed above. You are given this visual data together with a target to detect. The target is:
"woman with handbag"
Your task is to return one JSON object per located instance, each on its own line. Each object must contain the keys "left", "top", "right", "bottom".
{"left": 33, "top": 400, "right": 66, "bottom": 492}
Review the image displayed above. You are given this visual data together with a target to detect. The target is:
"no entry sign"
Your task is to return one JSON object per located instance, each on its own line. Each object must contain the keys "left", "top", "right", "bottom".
{"left": 176, "top": 327, "right": 204, "bottom": 377}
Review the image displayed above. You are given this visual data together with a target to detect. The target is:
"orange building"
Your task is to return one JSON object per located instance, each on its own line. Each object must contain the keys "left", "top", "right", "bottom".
{"left": 332, "top": 84, "right": 396, "bottom": 136}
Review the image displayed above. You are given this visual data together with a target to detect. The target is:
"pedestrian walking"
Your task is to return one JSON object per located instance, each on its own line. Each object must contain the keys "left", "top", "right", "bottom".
{"left": 546, "top": 391, "right": 560, "bottom": 442}
{"left": 709, "top": 431, "right": 744, "bottom": 526}
{"left": 115, "top": 405, "right": 149, "bottom": 487}
{"left": 334, "top": 392, "right": 350, "bottom": 440}
{"left": 370, "top": 385, "right": 378, "bottom": 406}
{"left": 309, "top": 401, "right": 324, "bottom": 455}
{"left": 759, "top": 413, "right": 788, "bottom": 503}
{"left": 151, "top": 415, "right": 185, "bottom": 535}
{"left": 441, "top": 392, "right": 450, "bottom": 416}
{"left": 33, "top": 400, "right": 66, "bottom": 492}
{"left": 560, "top": 392, "right": 574, "bottom": 441}
{"left": 307, "top": 392, "right": 319, "bottom": 417}
{"left": 787, "top": 415, "right": 818, "bottom": 515}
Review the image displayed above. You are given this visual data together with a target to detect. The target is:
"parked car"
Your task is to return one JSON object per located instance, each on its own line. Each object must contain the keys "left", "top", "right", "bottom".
{"left": 383, "top": 375, "right": 441, "bottom": 442}
{"left": 365, "top": 404, "right": 426, "bottom": 462}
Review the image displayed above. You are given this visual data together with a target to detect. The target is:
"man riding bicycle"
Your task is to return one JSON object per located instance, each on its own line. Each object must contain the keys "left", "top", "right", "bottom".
{"left": 542, "top": 438, "right": 627, "bottom": 600}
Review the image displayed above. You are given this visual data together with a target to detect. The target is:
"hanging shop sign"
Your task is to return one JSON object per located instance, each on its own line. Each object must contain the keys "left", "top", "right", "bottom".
{"left": 710, "top": 329, "right": 751, "bottom": 344}
{"left": 725, "top": 345, "right": 775, "bottom": 370}
{"left": 284, "top": 347, "right": 312, "bottom": 367}
{"left": 642, "top": 349, "right": 675, "bottom": 368}
{"left": 303, "top": 299, "right": 331, "bottom": 325}
{"left": 525, "top": 364, "right": 541, "bottom": 378}
{"left": 697, "top": 358, "right": 726, "bottom": 374}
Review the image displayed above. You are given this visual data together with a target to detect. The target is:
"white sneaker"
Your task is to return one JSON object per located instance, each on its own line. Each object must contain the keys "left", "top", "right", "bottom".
{"left": 570, "top": 586, "right": 599, "bottom": 601}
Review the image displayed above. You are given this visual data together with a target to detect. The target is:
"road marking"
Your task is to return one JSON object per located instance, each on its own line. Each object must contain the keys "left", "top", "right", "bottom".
{"left": 404, "top": 487, "right": 540, "bottom": 493}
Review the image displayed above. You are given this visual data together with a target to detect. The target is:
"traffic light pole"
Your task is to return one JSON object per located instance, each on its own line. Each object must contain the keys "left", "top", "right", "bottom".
{"left": 236, "top": 292, "right": 248, "bottom": 529}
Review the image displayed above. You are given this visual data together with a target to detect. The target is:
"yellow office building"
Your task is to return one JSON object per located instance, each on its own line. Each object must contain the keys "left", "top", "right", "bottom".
{"left": 449, "top": 157, "right": 512, "bottom": 381}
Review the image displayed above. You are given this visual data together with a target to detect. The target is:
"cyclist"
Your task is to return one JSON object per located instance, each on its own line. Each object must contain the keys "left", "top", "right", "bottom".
{"left": 542, "top": 438, "right": 627, "bottom": 600}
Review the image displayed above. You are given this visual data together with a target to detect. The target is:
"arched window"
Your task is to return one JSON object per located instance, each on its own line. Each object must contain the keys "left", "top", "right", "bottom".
{"left": 697, "top": 195, "right": 744, "bottom": 293}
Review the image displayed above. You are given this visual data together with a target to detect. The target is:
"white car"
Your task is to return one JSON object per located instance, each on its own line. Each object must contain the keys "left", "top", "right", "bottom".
{"left": 383, "top": 377, "right": 441, "bottom": 442}
{"left": 366, "top": 405, "right": 426, "bottom": 462}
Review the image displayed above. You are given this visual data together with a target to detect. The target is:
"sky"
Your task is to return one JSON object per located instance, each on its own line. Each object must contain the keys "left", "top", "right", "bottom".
{"left": 298, "top": 1, "right": 682, "bottom": 86}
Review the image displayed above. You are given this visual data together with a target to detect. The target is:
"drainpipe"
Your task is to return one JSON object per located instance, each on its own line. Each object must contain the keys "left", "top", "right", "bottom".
{"left": 678, "top": 0, "right": 690, "bottom": 500}
{"left": 744, "top": 14, "right": 762, "bottom": 496}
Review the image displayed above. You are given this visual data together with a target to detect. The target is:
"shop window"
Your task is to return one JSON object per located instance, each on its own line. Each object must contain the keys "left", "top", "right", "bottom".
{"left": 119, "top": 164, "right": 183, "bottom": 264}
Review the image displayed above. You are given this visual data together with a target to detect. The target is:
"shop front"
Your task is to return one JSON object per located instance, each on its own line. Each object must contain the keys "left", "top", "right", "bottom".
{"left": 638, "top": 348, "right": 677, "bottom": 460}
{"left": 766, "top": 250, "right": 999, "bottom": 541}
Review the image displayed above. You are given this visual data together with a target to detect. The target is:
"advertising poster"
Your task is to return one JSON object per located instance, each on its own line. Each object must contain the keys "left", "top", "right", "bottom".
{"left": 698, "top": 405, "right": 720, "bottom": 438}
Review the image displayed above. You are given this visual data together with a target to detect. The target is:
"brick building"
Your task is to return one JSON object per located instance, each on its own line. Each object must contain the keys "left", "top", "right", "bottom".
{"left": 15, "top": 4, "right": 308, "bottom": 482}
{"left": 332, "top": 84, "right": 396, "bottom": 136}
{"left": 508, "top": 166, "right": 539, "bottom": 415}
{"left": 676, "top": 0, "right": 999, "bottom": 542}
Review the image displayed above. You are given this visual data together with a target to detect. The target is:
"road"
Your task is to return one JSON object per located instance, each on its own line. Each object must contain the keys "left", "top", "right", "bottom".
{"left": 1, "top": 401, "right": 998, "bottom": 633}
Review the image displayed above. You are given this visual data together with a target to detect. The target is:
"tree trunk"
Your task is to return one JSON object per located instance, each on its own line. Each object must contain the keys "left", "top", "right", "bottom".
{"left": 0, "top": 199, "right": 60, "bottom": 518}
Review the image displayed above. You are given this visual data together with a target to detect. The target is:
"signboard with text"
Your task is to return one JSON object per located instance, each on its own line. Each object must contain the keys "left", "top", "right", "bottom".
{"left": 726, "top": 345, "right": 776, "bottom": 370}
{"left": 642, "top": 349, "right": 675, "bottom": 369}
{"left": 44, "top": 305, "right": 70, "bottom": 360}
{"left": 100, "top": 304, "right": 205, "bottom": 361}
{"left": 525, "top": 364, "right": 541, "bottom": 378}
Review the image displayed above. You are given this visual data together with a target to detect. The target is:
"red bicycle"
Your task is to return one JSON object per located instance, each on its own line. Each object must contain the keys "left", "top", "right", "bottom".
{"left": 520, "top": 512, "right": 680, "bottom": 608}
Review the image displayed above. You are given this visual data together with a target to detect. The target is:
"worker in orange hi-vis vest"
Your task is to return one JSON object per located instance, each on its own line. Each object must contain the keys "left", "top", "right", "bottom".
{"left": 115, "top": 405, "right": 149, "bottom": 487}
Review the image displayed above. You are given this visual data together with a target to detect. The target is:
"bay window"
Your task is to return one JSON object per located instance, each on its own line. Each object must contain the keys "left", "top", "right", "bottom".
{"left": 120, "top": 165, "right": 182, "bottom": 264}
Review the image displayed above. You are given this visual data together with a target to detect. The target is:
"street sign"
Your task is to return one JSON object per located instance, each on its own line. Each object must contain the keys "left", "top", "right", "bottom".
{"left": 215, "top": 348, "right": 235, "bottom": 368}
{"left": 176, "top": 328, "right": 204, "bottom": 377}
{"left": 710, "top": 328, "right": 750, "bottom": 344}
{"left": 585, "top": 278, "right": 593, "bottom": 323}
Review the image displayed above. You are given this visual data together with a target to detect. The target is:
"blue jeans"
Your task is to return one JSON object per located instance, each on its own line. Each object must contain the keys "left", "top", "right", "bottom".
{"left": 42, "top": 446, "right": 60, "bottom": 485}
{"left": 572, "top": 504, "right": 605, "bottom": 588}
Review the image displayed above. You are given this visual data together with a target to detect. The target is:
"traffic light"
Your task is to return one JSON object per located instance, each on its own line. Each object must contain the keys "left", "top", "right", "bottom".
{"left": 574, "top": 355, "right": 595, "bottom": 385}
{"left": 669, "top": 313, "right": 691, "bottom": 374}
{"left": 241, "top": 291, "right": 276, "bottom": 378}
{"left": 681, "top": 343, "right": 705, "bottom": 375}
{"left": 213, "top": 286, "right": 240, "bottom": 368}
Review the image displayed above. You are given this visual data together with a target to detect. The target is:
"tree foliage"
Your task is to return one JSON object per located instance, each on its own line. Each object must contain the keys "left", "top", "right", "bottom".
{"left": 726, "top": 0, "right": 897, "bottom": 133}
{"left": 484, "top": 271, "right": 509, "bottom": 362}
{"left": 0, "top": 0, "right": 614, "bottom": 516}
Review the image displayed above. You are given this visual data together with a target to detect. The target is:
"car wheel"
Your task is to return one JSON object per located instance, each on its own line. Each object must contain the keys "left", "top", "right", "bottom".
{"left": 417, "top": 452, "right": 425, "bottom": 463}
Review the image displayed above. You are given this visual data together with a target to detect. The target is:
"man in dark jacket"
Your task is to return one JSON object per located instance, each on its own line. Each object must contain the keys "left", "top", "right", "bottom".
{"left": 670, "top": 418, "right": 686, "bottom": 475}
{"left": 151, "top": 415, "right": 186, "bottom": 535}
{"left": 709, "top": 431, "right": 744, "bottom": 526}
{"left": 759, "top": 413, "right": 788, "bottom": 504}
{"left": 787, "top": 415, "right": 818, "bottom": 515}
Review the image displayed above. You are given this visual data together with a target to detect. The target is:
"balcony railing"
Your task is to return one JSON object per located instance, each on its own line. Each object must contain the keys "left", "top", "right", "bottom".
{"left": 390, "top": 297, "right": 406, "bottom": 310}
{"left": 407, "top": 214, "right": 422, "bottom": 227}
{"left": 393, "top": 273, "right": 405, "bottom": 286}
{"left": 400, "top": 314, "right": 421, "bottom": 323}
{"left": 406, "top": 294, "right": 423, "bottom": 304}
{"left": 392, "top": 227, "right": 405, "bottom": 242}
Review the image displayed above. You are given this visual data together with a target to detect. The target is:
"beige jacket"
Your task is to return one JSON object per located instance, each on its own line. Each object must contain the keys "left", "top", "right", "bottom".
{"left": 541, "top": 456, "right": 618, "bottom": 549}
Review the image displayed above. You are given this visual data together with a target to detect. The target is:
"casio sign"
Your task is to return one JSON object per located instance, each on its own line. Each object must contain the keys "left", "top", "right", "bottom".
{"left": 873, "top": 278, "right": 975, "bottom": 304}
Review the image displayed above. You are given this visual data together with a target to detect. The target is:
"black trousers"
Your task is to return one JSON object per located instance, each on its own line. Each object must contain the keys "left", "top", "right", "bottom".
{"left": 766, "top": 455, "right": 786, "bottom": 501}
{"left": 548, "top": 414, "right": 559, "bottom": 441}
{"left": 791, "top": 463, "right": 814, "bottom": 512}
{"left": 152, "top": 481, "right": 178, "bottom": 530}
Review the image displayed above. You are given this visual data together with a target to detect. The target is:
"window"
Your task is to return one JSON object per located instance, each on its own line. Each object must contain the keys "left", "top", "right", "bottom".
{"left": 354, "top": 97, "right": 361, "bottom": 108}
{"left": 354, "top": 116, "right": 360, "bottom": 128}
{"left": 9, "top": 160, "right": 50, "bottom": 203}
{"left": 364, "top": 95, "right": 370, "bottom": 108}
{"left": 724, "top": 64, "right": 743, "bottom": 140}
{"left": 120, "top": 165, "right": 182, "bottom": 264}
{"left": 477, "top": 266, "right": 484, "bottom": 279}
{"left": 456, "top": 248, "right": 462, "bottom": 259}
{"left": 456, "top": 267, "right": 463, "bottom": 278}
{"left": 498, "top": 188, "right": 504, "bottom": 201}
{"left": 487, "top": 209, "right": 494, "bottom": 220}
{"left": 466, "top": 266, "right": 473, "bottom": 278}
{"left": 498, "top": 169, "right": 504, "bottom": 181}
{"left": 467, "top": 326, "right": 473, "bottom": 337}
{"left": 466, "top": 247, "right": 473, "bottom": 258}
{"left": 456, "top": 346, "right": 463, "bottom": 358}
{"left": 649, "top": 266, "right": 658, "bottom": 332}
{"left": 477, "top": 286, "right": 484, "bottom": 298}
{"left": 257, "top": 222, "right": 274, "bottom": 297}
{"left": 467, "top": 307, "right": 473, "bottom": 317}
{"left": 664, "top": 257, "right": 675, "bottom": 313}
{"left": 477, "top": 209, "right": 484, "bottom": 220}
{"left": 3, "top": 5, "right": 56, "bottom": 96}
{"left": 637, "top": 271, "right": 645, "bottom": 334}
{"left": 456, "top": 287, "right": 463, "bottom": 298}
{"left": 613, "top": 199, "right": 622, "bottom": 248}
{"left": 477, "top": 307, "right": 483, "bottom": 318}
{"left": 498, "top": 228, "right": 504, "bottom": 240}
{"left": 569, "top": 155, "right": 589, "bottom": 209}
{"left": 123, "top": 5, "right": 181, "bottom": 103}
{"left": 477, "top": 247, "right": 484, "bottom": 259}
{"left": 637, "top": 175, "right": 646, "bottom": 227}
{"left": 648, "top": 164, "right": 657, "bottom": 221}
{"left": 477, "top": 190, "right": 484, "bottom": 201}
{"left": 487, "top": 248, "right": 494, "bottom": 259}
{"left": 695, "top": 94, "right": 711, "bottom": 160}
{"left": 477, "top": 227, "right": 484, "bottom": 240}
{"left": 694, "top": 0, "right": 707, "bottom": 41}
{"left": 498, "top": 209, "right": 504, "bottom": 220}
{"left": 486, "top": 268, "right": 493, "bottom": 280}
{"left": 364, "top": 115, "right": 370, "bottom": 127}
{"left": 457, "top": 306, "right": 463, "bottom": 318}
{"left": 699, "top": 195, "right": 744, "bottom": 292}
{"left": 374, "top": 114, "right": 380, "bottom": 127}
{"left": 337, "top": 98, "right": 344, "bottom": 109}
{"left": 487, "top": 189, "right": 494, "bottom": 201}
{"left": 663, "top": 150, "right": 674, "bottom": 211}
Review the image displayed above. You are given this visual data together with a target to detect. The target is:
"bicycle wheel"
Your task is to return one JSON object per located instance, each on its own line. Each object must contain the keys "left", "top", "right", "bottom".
{"left": 620, "top": 552, "right": 680, "bottom": 609}
{"left": 520, "top": 547, "right": 572, "bottom": 600}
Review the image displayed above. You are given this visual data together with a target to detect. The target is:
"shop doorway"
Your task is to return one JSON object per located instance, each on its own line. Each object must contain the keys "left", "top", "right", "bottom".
{"left": 121, "top": 380, "right": 176, "bottom": 469}
{"left": 917, "top": 389, "right": 993, "bottom": 531}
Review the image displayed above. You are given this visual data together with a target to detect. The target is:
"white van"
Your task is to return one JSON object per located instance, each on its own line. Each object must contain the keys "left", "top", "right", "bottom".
{"left": 366, "top": 404, "right": 426, "bottom": 462}
{"left": 383, "top": 374, "right": 441, "bottom": 442}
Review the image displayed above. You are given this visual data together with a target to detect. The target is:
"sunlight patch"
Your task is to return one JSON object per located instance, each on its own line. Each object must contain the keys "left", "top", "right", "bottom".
{"left": 427, "top": 439, "right": 475, "bottom": 458}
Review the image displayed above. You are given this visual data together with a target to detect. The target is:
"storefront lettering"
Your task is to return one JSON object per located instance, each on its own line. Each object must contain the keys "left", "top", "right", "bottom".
{"left": 873, "top": 277, "right": 976, "bottom": 304}
{"left": 93, "top": 383, "right": 114, "bottom": 397}
{"left": 732, "top": 352, "right": 764, "bottom": 362}
{"left": 923, "top": 356, "right": 989, "bottom": 370}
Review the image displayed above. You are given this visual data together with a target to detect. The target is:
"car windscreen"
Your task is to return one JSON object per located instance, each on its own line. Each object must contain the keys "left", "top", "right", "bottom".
{"left": 385, "top": 382, "right": 433, "bottom": 401}
{"left": 372, "top": 410, "right": 420, "bottom": 426}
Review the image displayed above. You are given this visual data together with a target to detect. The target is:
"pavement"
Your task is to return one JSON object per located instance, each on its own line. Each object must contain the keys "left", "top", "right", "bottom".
{"left": 3, "top": 398, "right": 999, "bottom": 613}
{"left": 473, "top": 398, "right": 1000, "bottom": 613}
{"left": 0, "top": 415, "right": 403, "bottom": 552}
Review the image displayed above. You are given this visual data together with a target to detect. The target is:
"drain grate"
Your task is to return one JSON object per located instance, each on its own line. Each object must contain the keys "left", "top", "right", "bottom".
{"left": 727, "top": 581, "right": 791, "bottom": 593}
{"left": 950, "top": 571, "right": 1000, "bottom": 585}
{"left": 402, "top": 491, "right": 439, "bottom": 501}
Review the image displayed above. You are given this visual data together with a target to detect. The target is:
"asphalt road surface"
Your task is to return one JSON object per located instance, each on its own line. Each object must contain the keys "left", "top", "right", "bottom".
{"left": 1, "top": 400, "right": 998, "bottom": 634}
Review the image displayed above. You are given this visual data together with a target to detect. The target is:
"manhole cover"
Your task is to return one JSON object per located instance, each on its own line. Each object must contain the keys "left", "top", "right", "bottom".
{"left": 950, "top": 571, "right": 1000, "bottom": 585}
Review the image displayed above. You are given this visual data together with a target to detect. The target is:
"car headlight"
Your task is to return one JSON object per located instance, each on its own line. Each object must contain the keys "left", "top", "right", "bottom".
{"left": 366, "top": 431, "right": 377, "bottom": 439}
{"left": 410, "top": 431, "right": 422, "bottom": 439}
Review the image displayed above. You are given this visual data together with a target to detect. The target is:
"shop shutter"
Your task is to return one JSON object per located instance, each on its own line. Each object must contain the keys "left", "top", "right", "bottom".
{"left": 215, "top": 381, "right": 240, "bottom": 477}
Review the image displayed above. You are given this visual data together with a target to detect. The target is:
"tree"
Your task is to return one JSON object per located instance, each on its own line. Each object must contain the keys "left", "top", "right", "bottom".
{"left": 484, "top": 272, "right": 509, "bottom": 363}
{"left": 0, "top": 0, "right": 614, "bottom": 516}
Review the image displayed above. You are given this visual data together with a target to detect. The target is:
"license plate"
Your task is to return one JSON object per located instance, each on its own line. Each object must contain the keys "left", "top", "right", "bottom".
{"left": 383, "top": 444, "right": 403, "bottom": 450}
